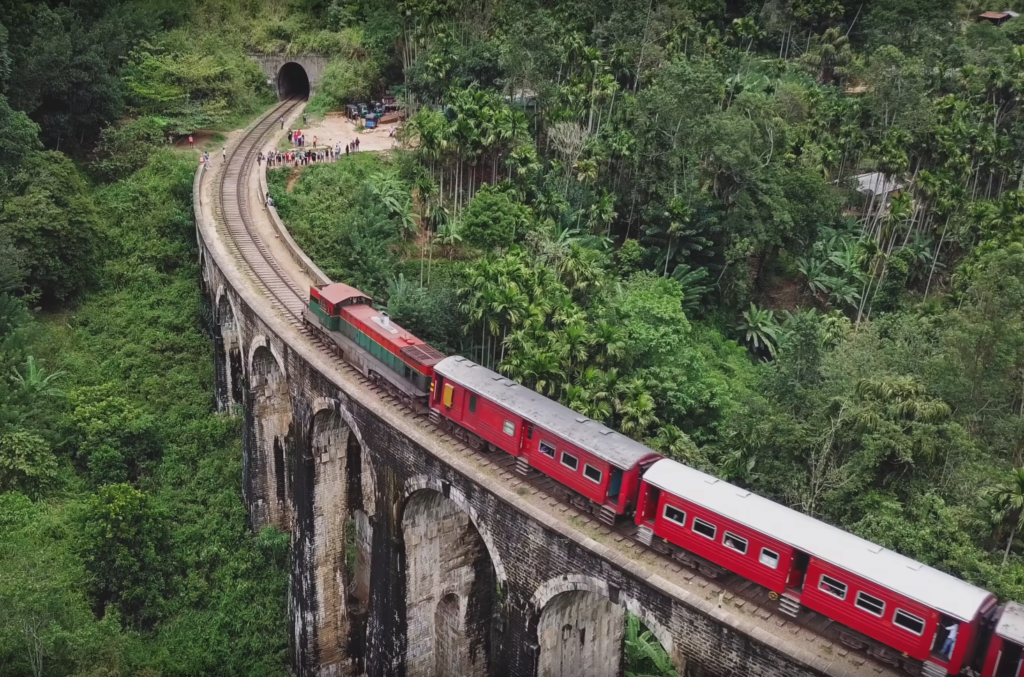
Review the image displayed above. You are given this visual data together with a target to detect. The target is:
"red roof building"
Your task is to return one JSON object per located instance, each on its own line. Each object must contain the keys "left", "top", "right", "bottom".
{"left": 979, "top": 10, "right": 1019, "bottom": 24}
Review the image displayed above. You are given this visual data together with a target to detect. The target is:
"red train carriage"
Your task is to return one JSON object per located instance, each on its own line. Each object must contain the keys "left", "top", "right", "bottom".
{"left": 305, "top": 283, "right": 444, "bottom": 409}
{"left": 982, "top": 602, "right": 1024, "bottom": 677}
{"left": 636, "top": 460, "right": 996, "bottom": 676}
{"left": 431, "top": 356, "right": 661, "bottom": 522}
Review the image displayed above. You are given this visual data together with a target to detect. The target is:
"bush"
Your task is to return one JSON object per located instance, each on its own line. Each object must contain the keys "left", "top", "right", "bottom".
{"left": 92, "top": 116, "right": 167, "bottom": 182}
{"left": 306, "top": 54, "right": 380, "bottom": 115}
{"left": 0, "top": 152, "right": 102, "bottom": 303}
{"left": 460, "top": 186, "right": 533, "bottom": 251}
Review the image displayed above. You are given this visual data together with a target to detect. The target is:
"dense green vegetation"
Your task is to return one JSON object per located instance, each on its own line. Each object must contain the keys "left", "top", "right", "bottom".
{"left": 271, "top": 0, "right": 1024, "bottom": 610}
{"left": 3, "top": 0, "right": 1024, "bottom": 674}
{"left": 0, "top": 1, "right": 295, "bottom": 675}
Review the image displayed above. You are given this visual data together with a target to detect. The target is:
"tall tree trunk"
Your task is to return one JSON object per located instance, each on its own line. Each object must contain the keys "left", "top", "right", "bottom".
{"left": 1005, "top": 522, "right": 1018, "bottom": 566}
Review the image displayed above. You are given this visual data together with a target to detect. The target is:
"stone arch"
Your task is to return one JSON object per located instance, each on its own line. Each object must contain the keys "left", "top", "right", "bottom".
{"left": 304, "top": 402, "right": 354, "bottom": 673}
{"left": 435, "top": 592, "right": 465, "bottom": 677}
{"left": 401, "top": 487, "right": 497, "bottom": 677}
{"left": 214, "top": 287, "right": 244, "bottom": 410}
{"left": 247, "top": 340, "right": 292, "bottom": 531}
{"left": 531, "top": 575, "right": 683, "bottom": 677}
{"left": 248, "top": 335, "right": 286, "bottom": 379}
{"left": 401, "top": 476, "right": 507, "bottom": 586}
{"left": 360, "top": 452, "right": 377, "bottom": 518}
{"left": 277, "top": 62, "right": 310, "bottom": 99}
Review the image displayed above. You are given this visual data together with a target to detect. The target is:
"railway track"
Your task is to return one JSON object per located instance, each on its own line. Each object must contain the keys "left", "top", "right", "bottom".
{"left": 207, "top": 102, "right": 900, "bottom": 677}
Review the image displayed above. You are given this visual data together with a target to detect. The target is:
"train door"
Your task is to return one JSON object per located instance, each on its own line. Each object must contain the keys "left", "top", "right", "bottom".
{"left": 786, "top": 550, "right": 810, "bottom": 591}
{"left": 995, "top": 642, "right": 1024, "bottom": 677}
{"left": 607, "top": 467, "right": 623, "bottom": 506}
{"left": 932, "top": 615, "right": 959, "bottom": 663}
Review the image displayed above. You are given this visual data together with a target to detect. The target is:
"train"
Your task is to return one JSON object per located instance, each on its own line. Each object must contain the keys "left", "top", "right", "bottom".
{"left": 303, "top": 282, "right": 1023, "bottom": 677}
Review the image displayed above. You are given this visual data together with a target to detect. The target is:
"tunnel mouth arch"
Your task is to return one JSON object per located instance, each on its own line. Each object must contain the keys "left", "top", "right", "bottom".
{"left": 277, "top": 62, "right": 311, "bottom": 99}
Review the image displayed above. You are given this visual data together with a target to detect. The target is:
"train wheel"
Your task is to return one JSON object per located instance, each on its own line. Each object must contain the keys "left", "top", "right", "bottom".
{"left": 838, "top": 630, "right": 868, "bottom": 651}
{"left": 697, "top": 563, "right": 721, "bottom": 579}
{"left": 867, "top": 645, "right": 900, "bottom": 667}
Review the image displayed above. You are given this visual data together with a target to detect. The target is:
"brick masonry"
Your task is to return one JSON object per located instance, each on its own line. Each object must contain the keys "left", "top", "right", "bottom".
{"left": 196, "top": 153, "right": 900, "bottom": 677}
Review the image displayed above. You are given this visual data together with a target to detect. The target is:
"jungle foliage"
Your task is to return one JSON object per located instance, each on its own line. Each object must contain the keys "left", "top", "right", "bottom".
{"left": 0, "top": 2, "right": 291, "bottom": 676}
{"left": 272, "top": 0, "right": 1024, "bottom": 626}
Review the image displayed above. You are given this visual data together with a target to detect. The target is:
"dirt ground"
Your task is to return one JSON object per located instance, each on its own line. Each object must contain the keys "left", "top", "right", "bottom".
{"left": 279, "top": 111, "right": 401, "bottom": 153}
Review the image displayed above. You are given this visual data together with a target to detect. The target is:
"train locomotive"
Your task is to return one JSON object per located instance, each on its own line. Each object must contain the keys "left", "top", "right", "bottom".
{"left": 304, "top": 283, "right": 444, "bottom": 410}
{"left": 306, "top": 282, "right": 1023, "bottom": 677}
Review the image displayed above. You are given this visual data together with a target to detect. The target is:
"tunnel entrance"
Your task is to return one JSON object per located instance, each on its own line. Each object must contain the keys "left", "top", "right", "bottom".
{"left": 277, "top": 62, "right": 310, "bottom": 99}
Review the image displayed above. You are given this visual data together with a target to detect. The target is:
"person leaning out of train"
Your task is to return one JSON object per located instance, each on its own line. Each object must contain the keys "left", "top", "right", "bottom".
{"left": 942, "top": 622, "right": 958, "bottom": 660}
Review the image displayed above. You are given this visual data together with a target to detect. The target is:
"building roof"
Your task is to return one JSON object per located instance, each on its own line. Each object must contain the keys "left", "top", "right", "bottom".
{"left": 997, "top": 602, "right": 1024, "bottom": 644}
{"left": 643, "top": 459, "right": 994, "bottom": 622}
{"left": 853, "top": 172, "right": 901, "bottom": 196}
{"left": 434, "top": 356, "right": 661, "bottom": 469}
{"left": 979, "top": 10, "right": 1018, "bottom": 20}
{"left": 315, "top": 283, "right": 372, "bottom": 306}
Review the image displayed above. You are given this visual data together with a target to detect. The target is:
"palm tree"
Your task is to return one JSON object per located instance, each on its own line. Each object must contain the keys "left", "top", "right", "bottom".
{"left": 649, "top": 425, "right": 699, "bottom": 464}
{"left": 590, "top": 320, "right": 625, "bottom": 367}
{"left": 736, "top": 303, "right": 779, "bottom": 358}
{"left": 989, "top": 468, "right": 1024, "bottom": 566}
{"left": 619, "top": 380, "right": 659, "bottom": 439}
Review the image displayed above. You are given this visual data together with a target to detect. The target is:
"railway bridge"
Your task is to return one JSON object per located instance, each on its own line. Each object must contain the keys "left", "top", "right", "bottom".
{"left": 194, "top": 100, "right": 898, "bottom": 677}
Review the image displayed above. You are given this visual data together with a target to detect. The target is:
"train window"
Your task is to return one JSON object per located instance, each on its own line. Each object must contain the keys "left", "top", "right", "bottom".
{"left": 584, "top": 464, "right": 602, "bottom": 483}
{"left": 469, "top": 394, "right": 477, "bottom": 412}
{"left": 527, "top": 424, "right": 534, "bottom": 439}
{"left": 723, "top": 532, "right": 748, "bottom": 555}
{"left": 818, "top": 574, "right": 848, "bottom": 600}
{"left": 855, "top": 591, "right": 885, "bottom": 618}
{"left": 503, "top": 420, "right": 515, "bottom": 436}
{"left": 561, "top": 452, "right": 579, "bottom": 471}
{"left": 663, "top": 505, "right": 686, "bottom": 526}
{"left": 759, "top": 548, "right": 780, "bottom": 569}
{"left": 693, "top": 518, "right": 717, "bottom": 540}
{"left": 893, "top": 609, "right": 925, "bottom": 636}
{"left": 539, "top": 441, "right": 556, "bottom": 458}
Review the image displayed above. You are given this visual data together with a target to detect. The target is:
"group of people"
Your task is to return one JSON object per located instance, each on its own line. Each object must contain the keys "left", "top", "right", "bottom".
{"left": 288, "top": 129, "right": 314, "bottom": 147}
{"left": 256, "top": 136, "right": 364, "bottom": 169}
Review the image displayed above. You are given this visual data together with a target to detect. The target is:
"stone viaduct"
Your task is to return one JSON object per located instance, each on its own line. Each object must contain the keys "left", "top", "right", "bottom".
{"left": 194, "top": 107, "right": 898, "bottom": 677}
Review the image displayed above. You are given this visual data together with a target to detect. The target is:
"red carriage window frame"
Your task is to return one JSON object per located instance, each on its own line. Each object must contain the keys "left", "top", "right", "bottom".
{"left": 561, "top": 452, "right": 579, "bottom": 471}
{"left": 759, "top": 548, "right": 780, "bottom": 569}
{"left": 855, "top": 591, "right": 886, "bottom": 618}
{"left": 693, "top": 518, "right": 716, "bottom": 540}
{"left": 663, "top": 504, "right": 686, "bottom": 526}
{"left": 893, "top": 609, "right": 925, "bottom": 636}
{"left": 819, "top": 574, "right": 848, "bottom": 600}
{"left": 723, "top": 532, "right": 748, "bottom": 555}
{"left": 583, "top": 464, "right": 602, "bottom": 484}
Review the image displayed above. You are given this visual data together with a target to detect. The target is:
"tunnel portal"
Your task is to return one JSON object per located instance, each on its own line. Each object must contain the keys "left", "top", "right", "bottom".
{"left": 277, "top": 62, "right": 311, "bottom": 99}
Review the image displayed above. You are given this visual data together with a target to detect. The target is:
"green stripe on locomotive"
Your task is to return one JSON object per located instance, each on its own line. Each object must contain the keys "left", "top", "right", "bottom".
{"left": 312, "top": 298, "right": 431, "bottom": 393}
{"left": 310, "top": 299, "right": 340, "bottom": 330}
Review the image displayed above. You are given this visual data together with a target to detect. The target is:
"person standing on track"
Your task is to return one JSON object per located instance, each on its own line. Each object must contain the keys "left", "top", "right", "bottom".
{"left": 188, "top": 134, "right": 194, "bottom": 148}
{"left": 280, "top": 116, "right": 285, "bottom": 129}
